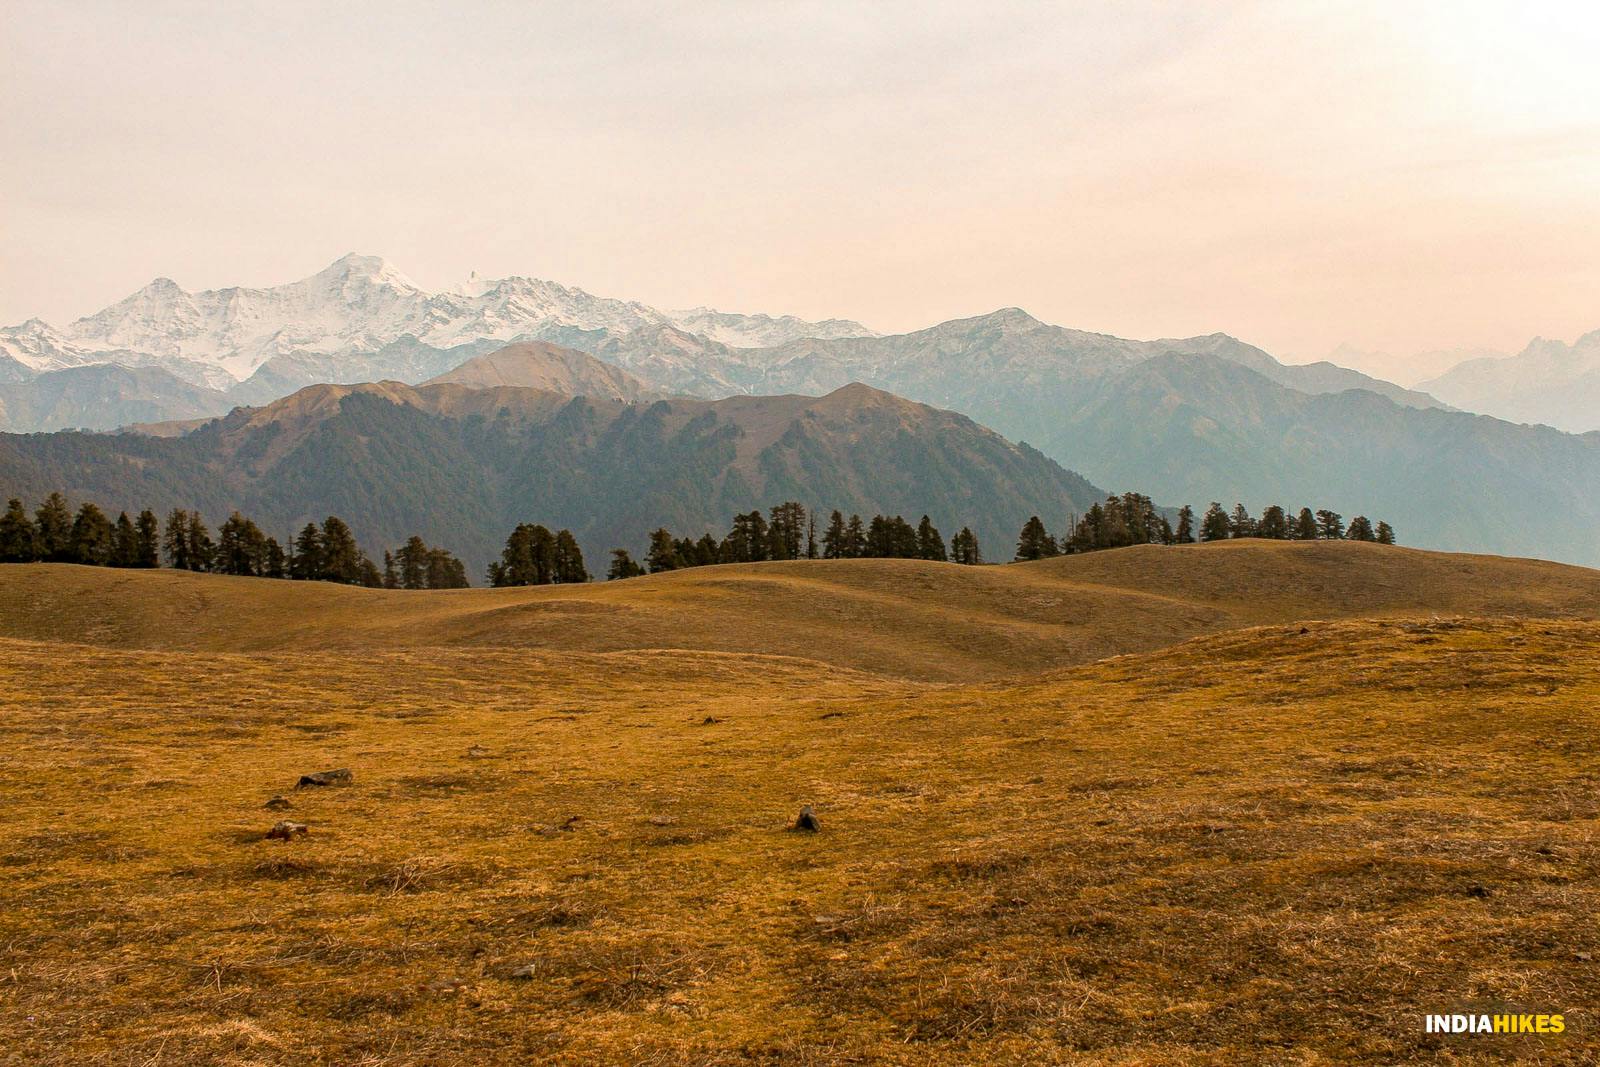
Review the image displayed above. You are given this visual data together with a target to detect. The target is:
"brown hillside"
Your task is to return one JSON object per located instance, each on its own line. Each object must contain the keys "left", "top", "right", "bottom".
{"left": 422, "top": 341, "right": 656, "bottom": 401}
{"left": 2, "top": 540, "right": 1595, "bottom": 681}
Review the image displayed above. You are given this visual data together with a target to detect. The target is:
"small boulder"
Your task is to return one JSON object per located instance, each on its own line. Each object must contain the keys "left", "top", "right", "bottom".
{"left": 265, "top": 820, "right": 308, "bottom": 841}
{"left": 263, "top": 796, "right": 292, "bottom": 810}
{"left": 791, "top": 805, "right": 820, "bottom": 833}
{"left": 296, "top": 768, "right": 353, "bottom": 789}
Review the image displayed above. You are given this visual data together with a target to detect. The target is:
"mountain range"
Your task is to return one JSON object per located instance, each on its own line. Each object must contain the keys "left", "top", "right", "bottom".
{"left": 1417, "top": 330, "right": 1600, "bottom": 434}
{"left": 2, "top": 255, "right": 1597, "bottom": 568}
{"left": 0, "top": 344, "right": 1101, "bottom": 574}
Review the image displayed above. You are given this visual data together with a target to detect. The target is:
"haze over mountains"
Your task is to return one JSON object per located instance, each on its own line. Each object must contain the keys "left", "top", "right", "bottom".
{"left": 0, "top": 348, "right": 1101, "bottom": 574}
{"left": 2, "top": 254, "right": 1596, "bottom": 568}
{"left": 1417, "top": 330, "right": 1600, "bottom": 434}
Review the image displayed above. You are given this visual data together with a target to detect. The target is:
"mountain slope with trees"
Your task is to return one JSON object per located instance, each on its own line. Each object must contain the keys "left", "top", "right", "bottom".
{"left": 0, "top": 381, "right": 1105, "bottom": 576}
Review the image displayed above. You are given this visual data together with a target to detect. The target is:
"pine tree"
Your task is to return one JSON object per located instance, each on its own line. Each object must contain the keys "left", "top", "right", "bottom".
{"left": 608, "top": 548, "right": 645, "bottom": 580}
{"left": 382, "top": 551, "right": 400, "bottom": 589}
{"left": 1375, "top": 521, "right": 1396, "bottom": 545}
{"left": 1200, "top": 502, "right": 1231, "bottom": 542}
{"left": 1228, "top": 503, "right": 1256, "bottom": 539}
{"left": 163, "top": 509, "right": 192, "bottom": 570}
{"left": 67, "top": 503, "right": 114, "bottom": 566}
{"left": 805, "top": 512, "right": 818, "bottom": 559}
{"left": 425, "top": 548, "right": 468, "bottom": 588}
{"left": 291, "top": 523, "right": 323, "bottom": 580}
{"left": 1315, "top": 509, "right": 1345, "bottom": 540}
{"left": 319, "top": 516, "right": 361, "bottom": 583}
{"left": 111, "top": 512, "right": 139, "bottom": 567}
{"left": 915, "top": 516, "right": 947, "bottom": 562}
{"left": 397, "top": 535, "right": 429, "bottom": 589}
{"left": 34, "top": 493, "right": 73, "bottom": 562}
{"left": 950, "top": 527, "right": 982, "bottom": 565}
{"left": 0, "top": 499, "right": 36, "bottom": 562}
{"left": 1257, "top": 505, "right": 1289, "bottom": 540}
{"left": 134, "top": 510, "right": 159, "bottom": 567}
{"left": 767, "top": 502, "right": 806, "bottom": 561}
{"left": 1346, "top": 515, "right": 1376, "bottom": 542}
{"left": 821, "top": 510, "right": 847, "bottom": 559}
{"left": 645, "top": 528, "right": 682, "bottom": 573}
{"left": 356, "top": 556, "right": 384, "bottom": 588}
{"left": 186, "top": 513, "right": 215, "bottom": 572}
{"left": 1014, "top": 516, "right": 1058, "bottom": 561}
{"left": 843, "top": 514, "right": 866, "bottom": 558}
{"left": 553, "top": 529, "right": 588, "bottom": 583}
{"left": 1174, "top": 505, "right": 1195, "bottom": 544}
{"left": 1294, "top": 507, "right": 1318, "bottom": 541}
{"left": 263, "top": 537, "right": 287, "bottom": 579}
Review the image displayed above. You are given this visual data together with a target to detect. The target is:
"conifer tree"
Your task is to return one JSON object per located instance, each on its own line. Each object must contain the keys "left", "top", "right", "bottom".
{"left": 821, "top": 510, "right": 847, "bottom": 559}
{"left": 397, "top": 535, "right": 429, "bottom": 589}
{"left": 291, "top": 523, "right": 323, "bottom": 580}
{"left": 842, "top": 514, "right": 866, "bottom": 558}
{"left": 134, "top": 510, "right": 160, "bottom": 567}
{"left": 69, "top": 503, "right": 114, "bottom": 566}
{"left": 263, "top": 538, "right": 287, "bottom": 579}
{"left": 1346, "top": 515, "right": 1376, "bottom": 542}
{"left": 646, "top": 528, "right": 682, "bottom": 573}
{"left": 186, "top": 513, "right": 215, "bottom": 572}
{"left": 1294, "top": 507, "right": 1319, "bottom": 541}
{"left": 357, "top": 557, "right": 384, "bottom": 588}
{"left": 1375, "top": 521, "right": 1396, "bottom": 545}
{"left": 1229, "top": 503, "right": 1256, "bottom": 538}
{"left": 1257, "top": 504, "right": 1289, "bottom": 540}
{"left": 1200, "top": 502, "right": 1232, "bottom": 542}
{"left": 1014, "top": 516, "right": 1058, "bottom": 561}
{"left": 319, "top": 516, "right": 361, "bottom": 583}
{"left": 608, "top": 548, "right": 645, "bottom": 580}
{"left": 111, "top": 512, "right": 139, "bottom": 567}
{"left": 35, "top": 493, "right": 73, "bottom": 562}
{"left": 950, "top": 527, "right": 982, "bottom": 565}
{"left": 805, "top": 512, "right": 818, "bottom": 559}
{"left": 1174, "top": 505, "right": 1195, "bottom": 544}
{"left": 767, "top": 502, "right": 806, "bottom": 561}
{"left": 425, "top": 548, "right": 469, "bottom": 588}
{"left": 916, "top": 516, "right": 947, "bottom": 562}
{"left": 553, "top": 529, "right": 588, "bottom": 583}
{"left": 163, "top": 509, "right": 192, "bottom": 570}
{"left": 382, "top": 551, "right": 400, "bottom": 589}
{"left": 1315, "top": 509, "right": 1345, "bottom": 540}
{"left": 0, "top": 499, "right": 36, "bottom": 562}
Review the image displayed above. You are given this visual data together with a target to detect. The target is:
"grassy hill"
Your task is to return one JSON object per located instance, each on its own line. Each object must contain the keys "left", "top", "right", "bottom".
{"left": 2, "top": 540, "right": 1597, "bottom": 681}
{"left": 3, "top": 542, "right": 1598, "bottom": 1063}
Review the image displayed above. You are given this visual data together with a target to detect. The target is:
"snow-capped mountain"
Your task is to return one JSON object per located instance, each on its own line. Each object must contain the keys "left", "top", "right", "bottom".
{"left": 0, "top": 253, "right": 878, "bottom": 394}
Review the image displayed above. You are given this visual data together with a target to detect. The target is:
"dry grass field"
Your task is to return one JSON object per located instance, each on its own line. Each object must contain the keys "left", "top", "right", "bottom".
{"left": 1, "top": 541, "right": 1597, "bottom": 1064}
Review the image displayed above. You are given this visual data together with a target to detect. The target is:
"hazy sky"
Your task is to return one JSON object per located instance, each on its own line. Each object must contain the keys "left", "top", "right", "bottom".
{"left": 4, "top": 1, "right": 1598, "bottom": 379}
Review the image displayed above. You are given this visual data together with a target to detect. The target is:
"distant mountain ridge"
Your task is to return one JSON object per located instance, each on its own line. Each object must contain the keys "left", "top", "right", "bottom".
{"left": 1417, "top": 329, "right": 1600, "bottom": 433}
{"left": 0, "top": 253, "right": 877, "bottom": 421}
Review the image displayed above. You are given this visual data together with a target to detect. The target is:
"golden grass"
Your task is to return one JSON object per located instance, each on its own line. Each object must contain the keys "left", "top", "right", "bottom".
{"left": 0, "top": 540, "right": 1596, "bottom": 681}
{"left": 2, "top": 573, "right": 1597, "bottom": 1063}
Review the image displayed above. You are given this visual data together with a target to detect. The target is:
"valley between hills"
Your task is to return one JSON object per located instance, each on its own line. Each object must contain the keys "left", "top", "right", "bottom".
{"left": 3, "top": 540, "right": 1597, "bottom": 1064}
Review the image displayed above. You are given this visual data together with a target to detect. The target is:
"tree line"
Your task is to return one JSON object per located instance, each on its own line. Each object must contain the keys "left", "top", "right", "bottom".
{"left": 0, "top": 493, "right": 468, "bottom": 588}
{"left": 606, "top": 503, "right": 983, "bottom": 579}
{"left": 1012, "top": 494, "right": 1395, "bottom": 560}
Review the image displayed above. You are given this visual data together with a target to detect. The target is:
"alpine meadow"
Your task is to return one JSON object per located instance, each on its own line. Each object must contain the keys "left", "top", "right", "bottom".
{"left": 4, "top": 4, "right": 1599, "bottom": 1065}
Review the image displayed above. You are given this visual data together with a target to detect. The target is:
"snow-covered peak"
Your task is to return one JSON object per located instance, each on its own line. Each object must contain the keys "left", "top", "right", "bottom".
{"left": 2, "top": 255, "right": 878, "bottom": 386}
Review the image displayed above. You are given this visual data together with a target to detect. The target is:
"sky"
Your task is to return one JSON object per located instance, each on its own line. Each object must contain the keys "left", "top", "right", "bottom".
{"left": 3, "top": 1, "right": 1598, "bottom": 382}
